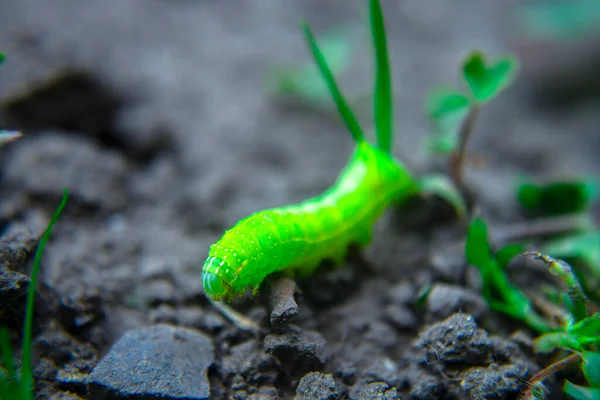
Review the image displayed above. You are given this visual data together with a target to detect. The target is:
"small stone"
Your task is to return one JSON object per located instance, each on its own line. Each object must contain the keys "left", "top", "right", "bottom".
{"left": 387, "top": 281, "right": 416, "bottom": 305}
{"left": 249, "top": 386, "right": 279, "bottom": 400}
{"left": 460, "top": 362, "right": 535, "bottom": 399}
{"left": 264, "top": 326, "right": 328, "bottom": 377}
{"left": 148, "top": 304, "right": 178, "bottom": 324}
{"left": 350, "top": 381, "right": 399, "bottom": 400}
{"left": 384, "top": 304, "right": 418, "bottom": 330}
{"left": 268, "top": 277, "right": 299, "bottom": 332}
{"left": 177, "top": 306, "right": 226, "bottom": 334}
{"left": 88, "top": 324, "right": 214, "bottom": 399}
{"left": 220, "top": 340, "right": 279, "bottom": 386}
{"left": 416, "top": 313, "right": 492, "bottom": 365}
{"left": 425, "top": 283, "right": 487, "bottom": 323}
{"left": 294, "top": 372, "right": 339, "bottom": 400}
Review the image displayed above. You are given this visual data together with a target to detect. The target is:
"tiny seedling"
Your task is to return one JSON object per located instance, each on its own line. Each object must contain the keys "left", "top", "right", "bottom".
{"left": 517, "top": 253, "right": 600, "bottom": 400}
{"left": 465, "top": 217, "right": 552, "bottom": 333}
{"left": 0, "top": 189, "right": 69, "bottom": 400}
{"left": 424, "top": 50, "right": 519, "bottom": 186}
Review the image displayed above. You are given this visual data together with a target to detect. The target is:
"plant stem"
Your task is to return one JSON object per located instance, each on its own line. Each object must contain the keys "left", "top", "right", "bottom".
{"left": 518, "top": 353, "right": 581, "bottom": 400}
{"left": 450, "top": 105, "right": 479, "bottom": 186}
{"left": 21, "top": 190, "right": 69, "bottom": 398}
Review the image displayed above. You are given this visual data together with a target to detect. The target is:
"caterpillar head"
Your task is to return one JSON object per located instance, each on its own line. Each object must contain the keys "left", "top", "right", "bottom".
{"left": 202, "top": 256, "right": 237, "bottom": 301}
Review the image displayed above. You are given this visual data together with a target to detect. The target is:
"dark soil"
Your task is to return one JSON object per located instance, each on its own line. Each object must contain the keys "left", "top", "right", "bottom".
{"left": 1, "top": 1, "right": 599, "bottom": 399}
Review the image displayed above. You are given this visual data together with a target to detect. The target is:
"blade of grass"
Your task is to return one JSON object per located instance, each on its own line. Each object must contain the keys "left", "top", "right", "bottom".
{"left": 301, "top": 23, "right": 366, "bottom": 144}
{"left": 370, "top": 0, "right": 393, "bottom": 154}
{"left": 20, "top": 189, "right": 69, "bottom": 398}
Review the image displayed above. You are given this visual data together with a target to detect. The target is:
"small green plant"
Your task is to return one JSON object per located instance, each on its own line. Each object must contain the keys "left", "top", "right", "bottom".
{"left": 0, "top": 189, "right": 69, "bottom": 400}
{"left": 517, "top": 178, "right": 598, "bottom": 216}
{"left": 465, "top": 217, "right": 552, "bottom": 333}
{"left": 465, "top": 217, "right": 600, "bottom": 399}
{"left": 425, "top": 51, "right": 519, "bottom": 156}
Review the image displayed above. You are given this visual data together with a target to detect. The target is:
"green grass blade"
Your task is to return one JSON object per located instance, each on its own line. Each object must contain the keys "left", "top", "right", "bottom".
{"left": 370, "top": 0, "right": 393, "bottom": 154}
{"left": 301, "top": 23, "right": 365, "bottom": 144}
{"left": 20, "top": 189, "right": 69, "bottom": 398}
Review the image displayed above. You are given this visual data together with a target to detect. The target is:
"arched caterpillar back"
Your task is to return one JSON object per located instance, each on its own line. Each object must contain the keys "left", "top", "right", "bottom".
{"left": 202, "top": 0, "right": 416, "bottom": 302}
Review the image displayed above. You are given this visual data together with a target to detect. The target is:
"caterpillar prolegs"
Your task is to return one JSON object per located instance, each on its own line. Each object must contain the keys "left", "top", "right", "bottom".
{"left": 202, "top": 0, "right": 416, "bottom": 302}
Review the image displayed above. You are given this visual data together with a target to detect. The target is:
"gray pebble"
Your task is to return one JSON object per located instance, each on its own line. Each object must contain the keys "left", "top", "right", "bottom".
{"left": 425, "top": 283, "right": 487, "bottom": 323}
{"left": 295, "top": 372, "right": 339, "bottom": 400}
{"left": 88, "top": 324, "right": 214, "bottom": 399}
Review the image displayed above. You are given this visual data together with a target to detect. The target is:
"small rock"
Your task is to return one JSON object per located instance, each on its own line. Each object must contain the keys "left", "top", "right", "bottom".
{"left": 387, "top": 281, "right": 416, "bottom": 306}
{"left": 4, "top": 132, "right": 129, "bottom": 209}
{"left": 294, "top": 372, "right": 339, "bottom": 400}
{"left": 268, "top": 277, "right": 299, "bottom": 332}
{"left": 384, "top": 304, "right": 418, "bottom": 330}
{"left": 264, "top": 326, "right": 328, "bottom": 377}
{"left": 148, "top": 304, "right": 178, "bottom": 324}
{"left": 220, "top": 340, "right": 279, "bottom": 386}
{"left": 248, "top": 386, "right": 279, "bottom": 400}
{"left": 416, "top": 313, "right": 492, "bottom": 365}
{"left": 350, "top": 381, "right": 399, "bottom": 400}
{"left": 88, "top": 324, "right": 214, "bottom": 399}
{"left": 0, "top": 217, "right": 43, "bottom": 271}
{"left": 425, "top": 283, "right": 487, "bottom": 323}
{"left": 461, "top": 362, "right": 534, "bottom": 399}
{"left": 177, "top": 306, "right": 226, "bottom": 334}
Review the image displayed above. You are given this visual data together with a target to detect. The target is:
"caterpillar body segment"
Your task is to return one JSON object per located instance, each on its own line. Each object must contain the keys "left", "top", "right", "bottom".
{"left": 202, "top": 141, "right": 417, "bottom": 301}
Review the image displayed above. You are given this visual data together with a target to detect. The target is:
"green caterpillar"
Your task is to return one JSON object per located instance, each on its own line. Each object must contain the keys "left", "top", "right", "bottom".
{"left": 202, "top": 0, "right": 417, "bottom": 302}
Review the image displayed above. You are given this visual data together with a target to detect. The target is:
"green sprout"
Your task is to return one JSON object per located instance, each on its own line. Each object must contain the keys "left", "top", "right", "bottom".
{"left": 424, "top": 51, "right": 519, "bottom": 157}
{"left": 465, "top": 217, "right": 552, "bottom": 333}
{"left": 517, "top": 253, "right": 600, "bottom": 400}
{"left": 0, "top": 189, "right": 69, "bottom": 400}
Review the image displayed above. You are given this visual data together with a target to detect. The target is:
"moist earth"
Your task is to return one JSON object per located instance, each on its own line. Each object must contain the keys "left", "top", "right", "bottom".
{"left": 1, "top": 0, "right": 599, "bottom": 399}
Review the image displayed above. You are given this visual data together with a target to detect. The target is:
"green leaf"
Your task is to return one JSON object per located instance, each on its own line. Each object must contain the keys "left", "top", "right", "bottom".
{"left": 564, "top": 381, "right": 600, "bottom": 400}
{"left": 0, "top": 53, "right": 5, "bottom": 64}
{"left": 496, "top": 243, "right": 527, "bottom": 269}
{"left": 517, "top": 178, "right": 598, "bottom": 216}
{"left": 418, "top": 173, "right": 467, "bottom": 219}
{"left": 426, "top": 88, "right": 471, "bottom": 120}
{"left": 302, "top": 23, "right": 365, "bottom": 144}
{"left": 534, "top": 332, "right": 571, "bottom": 353}
{"left": 462, "top": 51, "right": 519, "bottom": 103}
{"left": 370, "top": 0, "right": 393, "bottom": 154}
{"left": 267, "top": 28, "right": 352, "bottom": 104}
{"left": 543, "top": 230, "right": 600, "bottom": 275}
{"left": 424, "top": 88, "right": 471, "bottom": 154}
{"left": 466, "top": 217, "right": 494, "bottom": 267}
{"left": 582, "top": 352, "right": 600, "bottom": 387}
{"left": 569, "top": 313, "right": 600, "bottom": 338}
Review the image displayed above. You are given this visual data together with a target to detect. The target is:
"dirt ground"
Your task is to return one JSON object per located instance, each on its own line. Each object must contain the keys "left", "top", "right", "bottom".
{"left": 1, "top": 0, "right": 599, "bottom": 399}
